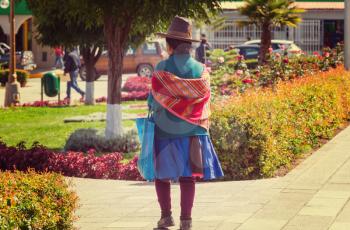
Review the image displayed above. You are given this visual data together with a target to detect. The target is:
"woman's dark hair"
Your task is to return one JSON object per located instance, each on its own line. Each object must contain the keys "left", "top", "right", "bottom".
{"left": 166, "top": 37, "right": 192, "bottom": 54}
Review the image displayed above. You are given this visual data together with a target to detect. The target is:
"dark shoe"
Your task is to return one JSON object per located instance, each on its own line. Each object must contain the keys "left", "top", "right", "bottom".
{"left": 157, "top": 215, "right": 175, "bottom": 228}
{"left": 179, "top": 219, "right": 192, "bottom": 230}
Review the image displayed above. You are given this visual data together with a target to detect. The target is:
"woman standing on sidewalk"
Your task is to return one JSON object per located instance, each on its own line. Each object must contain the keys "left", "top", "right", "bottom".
{"left": 148, "top": 16, "right": 224, "bottom": 230}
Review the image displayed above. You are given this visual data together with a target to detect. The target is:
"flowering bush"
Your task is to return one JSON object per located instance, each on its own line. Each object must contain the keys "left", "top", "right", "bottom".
{"left": 0, "top": 141, "right": 143, "bottom": 180}
{"left": 122, "top": 76, "right": 151, "bottom": 92}
{"left": 210, "top": 43, "right": 344, "bottom": 97}
{"left": 21, "top": 100, "right": 69, "bottom": 107}
{"left": 210, "top": 67, "right": 350, "bottom": 179}
{"left": 0, "top": 170, "right": 78, "bottom": 229}
{"left": 95, "top": 91, "right": 149, "bottom": 103}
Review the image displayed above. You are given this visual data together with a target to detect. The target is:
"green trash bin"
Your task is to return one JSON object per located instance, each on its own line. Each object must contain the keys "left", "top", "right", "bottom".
{"left": 41, "top": 72, "right": 61, "bottom": 102}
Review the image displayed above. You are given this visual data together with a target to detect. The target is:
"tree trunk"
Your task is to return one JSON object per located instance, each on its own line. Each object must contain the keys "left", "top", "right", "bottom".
{"left": 81, "top": 45, "right": 102, "bottom": 105}
{"left": 104, "top": 16, "right": 130, "bottom": 139}
{"left": 259, "top": 22, "right": 272, "bottom": 65}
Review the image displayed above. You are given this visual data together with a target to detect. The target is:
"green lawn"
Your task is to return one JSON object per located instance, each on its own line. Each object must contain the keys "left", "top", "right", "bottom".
{"left": 0, "top": 101, "right": 146, "bottom": 150}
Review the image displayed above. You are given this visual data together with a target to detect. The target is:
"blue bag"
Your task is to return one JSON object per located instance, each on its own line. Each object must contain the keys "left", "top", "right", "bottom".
{"left": 136, "top": 114, "right": 155, "bottom": 181}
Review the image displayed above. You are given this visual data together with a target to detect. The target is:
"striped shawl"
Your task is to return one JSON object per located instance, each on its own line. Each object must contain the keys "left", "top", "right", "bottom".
{"left": 151, "top": 68, "right": 211, "bottom": 130}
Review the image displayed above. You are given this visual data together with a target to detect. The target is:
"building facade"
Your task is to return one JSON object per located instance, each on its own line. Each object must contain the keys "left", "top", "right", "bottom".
{"left": 0, "top": 0, "right": 55, "bottom": 69}
{"left": 202, "top": 1, "right": 345, "bottom": 53}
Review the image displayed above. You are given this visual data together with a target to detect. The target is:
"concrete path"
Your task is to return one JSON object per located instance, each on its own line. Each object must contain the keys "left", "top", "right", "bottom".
{"left": 0, "top": 73, "right": 134, "bottom": 106}
{"left": 73, "top": 124, "right": 350, "bottom": 229}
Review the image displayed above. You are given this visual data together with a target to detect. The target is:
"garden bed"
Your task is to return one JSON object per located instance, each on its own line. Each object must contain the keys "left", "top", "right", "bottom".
{"left": 0, "top": 141, "right": 142, "bottom": 180}
{"left": 210, "top": 66, "right": 350, "bottom": 180}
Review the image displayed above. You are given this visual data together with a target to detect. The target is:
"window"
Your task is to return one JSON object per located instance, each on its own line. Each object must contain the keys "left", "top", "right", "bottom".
{"left": 245, "top": 48, "right": 259, "bottom": 56}
{"left": 126, "top": 46, "right": 136, "bottom": 55}
{"left": 142, "top": 42, "right": 158, "bottom": 55}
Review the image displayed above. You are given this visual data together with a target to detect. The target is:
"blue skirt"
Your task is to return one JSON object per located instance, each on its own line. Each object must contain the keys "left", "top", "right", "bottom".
{"left": 154, "top": 135, "right": 224, "bottom": 181}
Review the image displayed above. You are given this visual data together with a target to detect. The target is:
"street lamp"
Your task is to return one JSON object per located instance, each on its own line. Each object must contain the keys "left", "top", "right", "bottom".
{"left": 1, "top": 0, "right": 20, "bottom": 107}
{"left": 345, "top": 0, "right": 350, "bottom": 70}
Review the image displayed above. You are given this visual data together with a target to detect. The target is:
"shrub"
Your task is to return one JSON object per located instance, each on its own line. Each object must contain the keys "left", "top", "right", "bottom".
{"left": 0, "top": 69, "right": 29, "bottom": 87}
{"left": 210, "top": 67, "right": 350, "bottom": 180}
{"left": 210, "top": 44, "right": 344, "bottom": 97}
{"left": 122, "top": 76, "right": 151, "bottom": 92}
{"left": 64, "top": 128, "right": 140, "bottom": 153}
{"left": 49, "top": 150, "right": 142, "bottom": 180}
{"left": 0, "top": 140, "right": 143, "bottom": 180}
{"left": 0, "top": 170, "right": 78, "bottom": 229}
{"left": 21, "top": 100, "right": 69, "bottom": 107}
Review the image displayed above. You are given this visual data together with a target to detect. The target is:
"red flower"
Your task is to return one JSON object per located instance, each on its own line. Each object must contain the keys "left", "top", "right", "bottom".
{"left": 242, "top": 79, "right": 254, "bottom": 84}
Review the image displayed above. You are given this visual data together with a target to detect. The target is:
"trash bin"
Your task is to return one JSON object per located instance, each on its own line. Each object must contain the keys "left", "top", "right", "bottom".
{"left": 41, "top": 72, "right": 61, "bottom": 104}
{"left": 42, "top": 72, "right": 60, "bottom": 97}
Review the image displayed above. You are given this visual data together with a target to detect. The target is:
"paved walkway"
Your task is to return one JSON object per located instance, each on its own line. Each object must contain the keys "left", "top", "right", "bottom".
{"left": 0, "top": 72, "right": 133, "bottom": 105}
{"left": 73, "top": 124, "right": 350, "bottom": 229}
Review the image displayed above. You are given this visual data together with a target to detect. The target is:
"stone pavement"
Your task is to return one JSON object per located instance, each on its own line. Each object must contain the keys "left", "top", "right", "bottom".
{"left": 73, "top": 123, "right": 350, "bottom": 229}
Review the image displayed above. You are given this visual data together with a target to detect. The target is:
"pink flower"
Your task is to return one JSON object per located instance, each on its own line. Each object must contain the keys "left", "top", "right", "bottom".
{"left": 280, "top": 45, "right": 286, "bottom": 50}
{"left": 275, "top": 53, "right": 281, "bottom": 58}
{"left": 268, "top": 47, "right": 273, "bottom": 53}
{"left": 313, "top": 51, "right": 320, "bottom": 56}
{"left": 236, "top": 69, "right": 243, "bottom": 76}
{"left": 283, "top": 57, "right": 289, "bottom": 64}
{"left": 324, "top": 52, "right": 330, "bottom": 58}
{"left": 237, "top": 55, "right": 244, "bottom": 61}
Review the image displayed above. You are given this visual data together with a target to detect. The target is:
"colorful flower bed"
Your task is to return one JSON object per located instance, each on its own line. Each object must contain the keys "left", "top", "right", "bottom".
{"left": 122, "top": 76, "right": 151, "bottom": 92}
{"left": 21, "top": 100, "right": 69, "bottom": 107}
{"left": 0, "top": 141, "right": 142, "bottom": 180}
{"left": 210, "top": 67, "right": 350, "bottom": 180}
{"left": 0, "top": 170, "right": 78, "bottom": 229}
{"left": 209, "top": 44, "right": 344, "bottom": 98}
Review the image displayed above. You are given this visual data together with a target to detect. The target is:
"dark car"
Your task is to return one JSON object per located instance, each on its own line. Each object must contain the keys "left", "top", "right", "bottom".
{"left": 0, "top": 42, "right": 37, "bottom": 70}
{"left": 231, "top": 45, "right": 260, "bottom": 60}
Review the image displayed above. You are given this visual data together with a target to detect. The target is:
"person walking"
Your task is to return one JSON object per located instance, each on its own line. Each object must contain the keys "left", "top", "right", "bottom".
{"left": 64, "top": 48, "right": 84, "bottom": 103}
{"left": 195, "top": 33, "right": 211, "bottom": 64}
{"left": 54, "top": 46, "right": 64, "bottom": 69}
{"left": 148, "top": 16, "right": 224, "bottom": 230}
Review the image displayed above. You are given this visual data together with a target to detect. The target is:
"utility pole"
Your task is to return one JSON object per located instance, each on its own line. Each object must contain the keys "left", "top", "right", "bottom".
{"left": 3, "top": 0, "right": 20, "bottom": 107}
{"left": 345, "top": 0, "right": 350, "bottom": 70}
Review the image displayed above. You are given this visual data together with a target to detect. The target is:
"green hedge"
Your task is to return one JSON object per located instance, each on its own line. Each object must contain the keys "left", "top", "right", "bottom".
{"left": 210, "top": 67, "right": 350, "bottom": 180}
{"left": 0, "top": 69, "right": 29, "bottom": 87}
{"left": 0, "top": 170, "right": 78, "bottom": 229}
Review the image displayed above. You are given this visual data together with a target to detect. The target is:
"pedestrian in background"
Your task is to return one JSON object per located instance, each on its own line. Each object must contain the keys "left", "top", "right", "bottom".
{"left": 54, "top": 46, "right": 64, "bottom": 69}
{"left": 149, "top": 16, "right": 224, "bottom": 230}
{"left": 195, "top": 33, "right": 211, "bottom": 64}
{"left": 64, "top": 48, "right": 84, "bottom": 103}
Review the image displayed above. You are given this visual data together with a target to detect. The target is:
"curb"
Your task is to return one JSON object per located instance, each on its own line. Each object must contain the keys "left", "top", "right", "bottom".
{"left": 30, "top": 69, "right": 64, "bottom": 79}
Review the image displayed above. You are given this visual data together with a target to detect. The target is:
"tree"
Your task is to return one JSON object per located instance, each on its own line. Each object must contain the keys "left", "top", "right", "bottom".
{"left": 67, "top": 0, "right": 221, "bottom": 138}
{"left": 238, "top": 0, "right": 304, "bottom": 63}
{"left": 27, "top": 0, "right": 104, "bottom": 105}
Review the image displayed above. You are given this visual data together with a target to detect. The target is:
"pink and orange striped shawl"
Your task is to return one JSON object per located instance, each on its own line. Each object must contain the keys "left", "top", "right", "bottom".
{"left": 151, "top": 68, "right": 211, "bottom": 130}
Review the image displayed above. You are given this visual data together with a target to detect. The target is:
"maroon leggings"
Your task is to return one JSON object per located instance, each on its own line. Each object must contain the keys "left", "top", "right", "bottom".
{"left": 155, "top": 177, "right": 195, "bottom": 220}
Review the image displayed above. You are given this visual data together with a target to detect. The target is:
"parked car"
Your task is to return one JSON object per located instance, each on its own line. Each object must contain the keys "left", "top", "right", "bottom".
{"left": 230, "top": 45, "right": 260, "bottom": 60}
{"left": 243, "top": 39, "right": 302, "bottom": 55}
{"left": 79, "top": 41, "right": 166, "bottom": 80}
{"left": 0, "top": 42, "right": 37, "bottom": 70}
